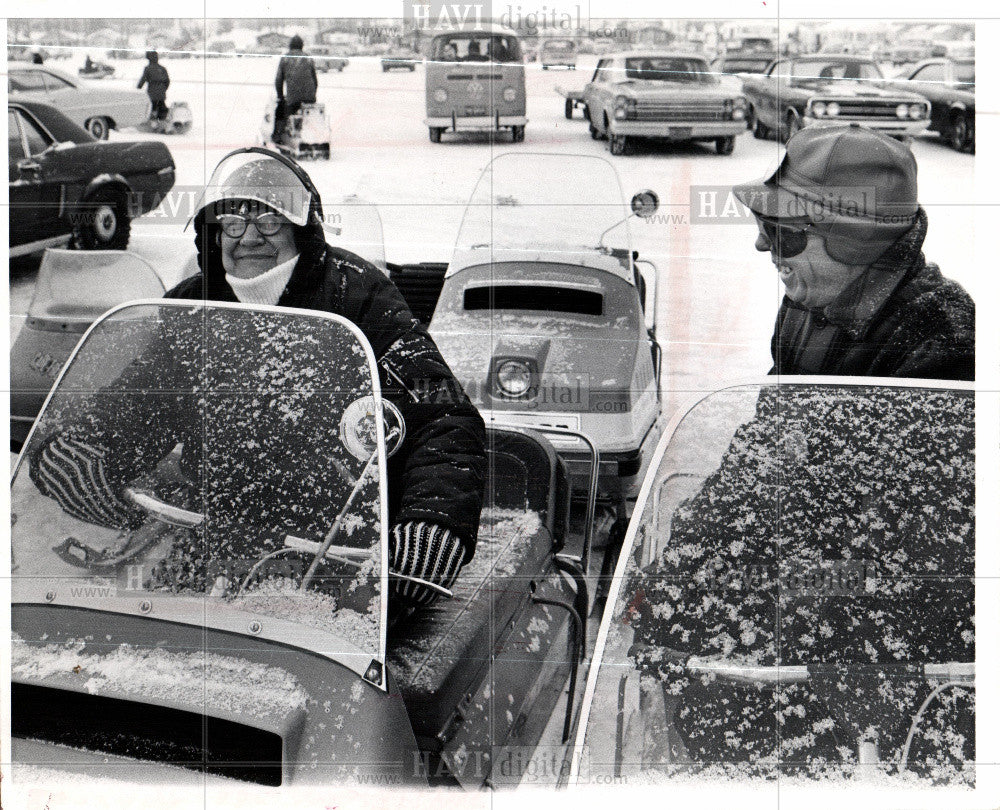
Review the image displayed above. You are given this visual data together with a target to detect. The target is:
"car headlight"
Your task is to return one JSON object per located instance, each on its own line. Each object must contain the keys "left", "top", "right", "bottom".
{"left": 909, "top": 103, "right": 925, "bottom": 119}
{"left": 812, "top": 101, "right": 827, "bottom": 117}
{"left": 434, "top": 88, "right": 448, "bottom": 102}
{"left": 614, "top": 95, "right": 635, "bottom": 120}
{"left": 896, "top": 103, "right": 910, "bottom": 119}
{"left": 502, "top": 86, "right": 516, "bottom": 102}
{"left": 496, "top": 360, "right": 533, "bottom": 398}
{"left": 826, "top": 102, "right": 840, "bottom": 117}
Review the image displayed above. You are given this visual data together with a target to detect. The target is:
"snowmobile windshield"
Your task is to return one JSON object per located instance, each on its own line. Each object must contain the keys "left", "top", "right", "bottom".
{"left": 26, "top": 249, "right": 166, "bottom": 322}
{"left": 321, "top": 197, "right": 387, "bottom": 274}
{"left": 451, "top": 153, "right": 633, "bottom": 277}
{"left": 12, "top": 302, "right": 388, "bottom": 677}
{"left": 189, "top": 151, "right": 315, "bottom": 228}
{"left": 576, "top": 380, "right": 974, "bottom": 786}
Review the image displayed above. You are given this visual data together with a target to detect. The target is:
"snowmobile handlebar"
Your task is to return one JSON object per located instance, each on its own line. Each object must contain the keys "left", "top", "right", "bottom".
{"left": 683, "top": 656, "right": 975, "bottom": 685}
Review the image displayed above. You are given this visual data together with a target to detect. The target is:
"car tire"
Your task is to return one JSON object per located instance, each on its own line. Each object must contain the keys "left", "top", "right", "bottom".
{"left": 565, "top": 98, "right": 574, "bottom": 119}
{"left": 783, "top": 110, "right": 802, "bottom": 144}
{"left": 74, "top": 187, "right": 131, "bottom": 250}
{"left": 86, "top": 116, "right": 110, "bottom": 140}
{"left": 511, "top": 125, "right": 525, "bottom": 143}
{"left": 753, "top": 113, "right": 770, "bottom": 140}
{"left": 716, "top": 135, "right": 736, "bottom": 155}
{"left": 948, "top": 112, "right": 970, "bottom": 152}
{"left": 609, "top": 133, "right": 630, "bottom": 156}
{"left": 429, "top": 127, "right": 443, "bottom": 143}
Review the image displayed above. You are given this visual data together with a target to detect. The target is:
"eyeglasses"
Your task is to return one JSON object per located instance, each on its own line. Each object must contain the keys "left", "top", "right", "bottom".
{"left": 216, "top": 212, "right": 286, "bottom": 238}
{"left": 758, "top": 218, "right": 814, "bottom": 259}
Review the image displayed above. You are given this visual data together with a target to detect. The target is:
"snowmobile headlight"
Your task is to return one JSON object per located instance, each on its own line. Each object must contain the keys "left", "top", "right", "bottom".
{"left": 434, "top": 88, "right": 448, "bottom": 102}
{"left": 495, "top": 360, "right": 534, "bottom": 398}
{"left": 502, "top": 87, "right": 516, "bottom": 102}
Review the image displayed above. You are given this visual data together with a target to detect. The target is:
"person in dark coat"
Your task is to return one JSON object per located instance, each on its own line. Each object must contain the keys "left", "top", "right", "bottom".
{"left": 30, "top": 148, "right": 487, "bottom": 609}
{"left": 272, "top": 34, "right": 317, "bottom": 143}
{"left": 733, "top": 124, "right": 974, "bottom": 381}
{"left": 138, "top": 50, "right": 170, "bottom": 130}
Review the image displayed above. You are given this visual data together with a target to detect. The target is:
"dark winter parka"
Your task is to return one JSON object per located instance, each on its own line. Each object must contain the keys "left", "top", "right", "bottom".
{"left": 275, "top": 47, "right": 318, "bottom": 107}
{"left": 137, "top": 54, "right": 170, "bottom": 103}
{"left": 164, "top": 213, "right": 487, "bottom": 560}
{"left": 770, "top": 209, "right": 975, "bottom": 381}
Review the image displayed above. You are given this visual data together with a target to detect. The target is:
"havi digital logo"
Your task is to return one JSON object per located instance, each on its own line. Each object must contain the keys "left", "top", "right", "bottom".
{"left": 405, "top": 2, "right": 491, "bottom": 30}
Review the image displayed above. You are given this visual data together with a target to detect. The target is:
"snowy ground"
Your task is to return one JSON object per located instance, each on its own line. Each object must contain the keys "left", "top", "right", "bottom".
{"left": 9, "top": 52, "right": 977, "bottom": 416}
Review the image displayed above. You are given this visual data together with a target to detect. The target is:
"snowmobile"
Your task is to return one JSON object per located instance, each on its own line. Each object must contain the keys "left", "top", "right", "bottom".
{"left": 138, "top": 101, "right": 193, "bottom": 135}
{"left": 8, "top": 299, "right": 612, "bottom": 792}
{"left": 420, "top": 153, "right": 666, "bottom": 599}
{"left": 259, "top": 98, "right": 332, "bottom": 160}
{"left": 78, "top": 60, "right": 115, "bottom": 79}
{"left": 9, "top": 249, "right": 167, "bottom": 453}
{"left": 572, "top": 378, "right": 976, "bottom": 788}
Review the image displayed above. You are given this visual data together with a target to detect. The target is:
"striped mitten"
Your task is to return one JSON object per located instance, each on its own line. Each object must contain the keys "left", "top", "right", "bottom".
{"left": 32, "top": 436, "right": 139, "bottom": 529}
{"left": 389, "top": 521, "right": 465, "bottom": 607}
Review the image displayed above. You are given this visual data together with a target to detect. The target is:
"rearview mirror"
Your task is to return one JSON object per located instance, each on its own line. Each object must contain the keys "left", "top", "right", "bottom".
{"left": 630, "top": 190, "right": 659, "bottom": 219}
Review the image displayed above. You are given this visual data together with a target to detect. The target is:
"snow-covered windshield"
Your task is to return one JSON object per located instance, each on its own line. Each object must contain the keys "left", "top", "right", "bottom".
{"left": 12, "top": 302, "right": 386, "bottom": 662}
{"left": 453, "top": 153, "right": 632, "bottom": 266}
{"left": 578, "top": 382, "right": 974, "bottom": 786}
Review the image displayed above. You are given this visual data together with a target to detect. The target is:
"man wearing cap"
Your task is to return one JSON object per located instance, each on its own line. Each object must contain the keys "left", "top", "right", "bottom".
{"left": 30, "top": 148, "right": 487, "bottom": 612}
{"left": 734, "top": 124, "right": 974, "bottom": 381}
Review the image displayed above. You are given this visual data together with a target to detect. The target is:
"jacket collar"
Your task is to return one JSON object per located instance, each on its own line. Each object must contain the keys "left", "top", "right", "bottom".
{"left": 821, "top": 207, "right": 928, "bottom": 339}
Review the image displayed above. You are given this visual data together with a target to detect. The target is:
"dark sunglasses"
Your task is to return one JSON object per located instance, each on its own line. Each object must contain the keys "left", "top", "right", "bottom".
{"left": 216, "top": 212, "right": 286, "bottom": 238}
{"left": 758, "top": 218, "right": 814, "bottom": 258}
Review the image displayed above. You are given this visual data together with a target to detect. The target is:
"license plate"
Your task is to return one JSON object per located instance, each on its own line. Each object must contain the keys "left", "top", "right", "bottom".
{"left": 465, "top": 106, "right": 487, "bottom": 116}
{"left": 669, "top": 127, "right": 693, "bottom": 139}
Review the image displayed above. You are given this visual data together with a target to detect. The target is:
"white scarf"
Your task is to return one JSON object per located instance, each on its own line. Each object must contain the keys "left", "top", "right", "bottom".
{"left": 225, "top": 254, "right": 299, "bottom": 305}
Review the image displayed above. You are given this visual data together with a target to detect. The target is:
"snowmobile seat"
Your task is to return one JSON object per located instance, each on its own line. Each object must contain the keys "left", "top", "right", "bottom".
{"left": 386, "top": 427, "right": 562, "bottom": 746}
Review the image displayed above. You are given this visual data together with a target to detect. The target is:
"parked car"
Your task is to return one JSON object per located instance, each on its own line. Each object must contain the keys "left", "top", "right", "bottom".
{"left": 308, "top": 45, "right": 349, "bottom": 72}
{"left": 883, "top": 58, "right": 975, "bottom": 151}
{"left": 582, "top": 51, "right": 749, "bottom": 155}
{"left": 889, "top": 42, "right": 930, "bottom": 65}
{"left": 540, "top": 38, "right": 577, "bottom": 69}
{"left": 381, "top": 51, "right": 419, "bottom": 71}
{"left": 8, "top": 99, "right": 175, "bottom": 258}
{"left": 8, "top": 63, "right": 149, "bottom": 139}
{"left": 709, "top": 51, "right": 777, "bottom": 98}
{"left": 740, "top": 54, "right": 930, "bottom": 142}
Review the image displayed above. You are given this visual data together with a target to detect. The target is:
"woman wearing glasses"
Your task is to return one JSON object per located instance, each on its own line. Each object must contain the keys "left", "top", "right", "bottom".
{"left": 734, "top": 124, "right": 974, "bottom": 381}
{"left": 30, "top": 148, "right": 487, "bottom": 611}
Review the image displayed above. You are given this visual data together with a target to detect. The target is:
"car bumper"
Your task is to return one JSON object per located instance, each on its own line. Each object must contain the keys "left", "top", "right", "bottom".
{"left": 608, "top": 120, "right": 747, "bottom": 138}
{"left": 426, "top": 115, "right": 528, "bottom": 130}
{"left": 802, "top": 116, "right": 928, "bottom": 136}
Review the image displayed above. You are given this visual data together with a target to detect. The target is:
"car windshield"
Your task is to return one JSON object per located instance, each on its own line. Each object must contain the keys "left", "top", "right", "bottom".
{"left": 790, "top": 58, "right": 883, "bottom": 80}
{"left": 453, "top": 153, "right": 632, "bottom": 263}
{"left": 543, "top": 40, "right": 574, "bottom": 51}
{"left": 577, "top": 382, "right": 974, "bottom": 785}
{"left": 12, "top": 303, "right": 388, "bottom": 668}
{"left": 624, "top": 56, "right": 712, "bottom": 82}
{"left": 431, "top": 33, "right": 522, "bottom": 63}
{"left": 722, "top": 58, "right": 771, "bottom": 73}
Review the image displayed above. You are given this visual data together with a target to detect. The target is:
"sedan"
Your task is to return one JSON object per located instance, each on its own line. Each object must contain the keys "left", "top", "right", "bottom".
{"left": 8, "top": 63, "right": 149, "bottom": 140}
{"left": 9, "top": 99, "right": 176, "bottom": 257}
{"left": 883, "top": 58, "right": 975, "bottom": 151}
